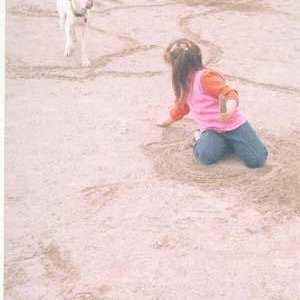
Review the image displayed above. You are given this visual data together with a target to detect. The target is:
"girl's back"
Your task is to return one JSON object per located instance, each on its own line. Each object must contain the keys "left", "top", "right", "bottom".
{"left": 187, "top": 69, "right": 247, "bottom": 133}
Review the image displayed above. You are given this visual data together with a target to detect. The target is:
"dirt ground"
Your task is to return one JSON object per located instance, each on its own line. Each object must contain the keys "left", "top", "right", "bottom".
{"left": 5, "top": 0, "right": 300, "bottom": 299}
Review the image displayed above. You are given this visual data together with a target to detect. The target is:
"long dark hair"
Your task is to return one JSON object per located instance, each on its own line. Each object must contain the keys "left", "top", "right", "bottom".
{"left": 164, "top": 38, "right": 204, "bottom": 102}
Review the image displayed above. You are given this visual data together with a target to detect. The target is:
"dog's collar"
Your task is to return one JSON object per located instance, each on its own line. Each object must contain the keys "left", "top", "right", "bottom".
{"left": 69, "top": 0, "right": 87, "bottom": 17}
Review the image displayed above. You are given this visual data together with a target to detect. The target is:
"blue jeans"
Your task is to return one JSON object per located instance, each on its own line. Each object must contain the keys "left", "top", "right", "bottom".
{"left": 193, "top": 122, "right": 268, "bottom": 168}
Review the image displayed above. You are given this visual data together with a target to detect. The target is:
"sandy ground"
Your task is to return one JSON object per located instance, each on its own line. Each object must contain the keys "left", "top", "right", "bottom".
{"left": 4, "top": 0, "right": 300, "bottom": 299}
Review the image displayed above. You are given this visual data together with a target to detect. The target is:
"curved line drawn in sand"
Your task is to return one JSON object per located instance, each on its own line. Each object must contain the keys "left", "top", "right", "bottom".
{"left": 91, "top": 2, "right": 176, "bottom": 16}
{"left": 178, "top": 9, "right": 224, "bottom": 66}
{"left": 78, "top": 184, "right": 120, "bottom": 220}
{"left": 4, "top": 237, "right": 113, "bottom": 300}
{"left": 70, "top": 284, "right": 112, "bottom": 300}
{"left": 7, "top": 3, "right": 162, "bottom": 81}
{"left": 152, "top": 234, "right": 178, "bottom": 249}
{"left": 176, "top": 0, "right": 277, "bottom": 14}
{"left": 176, "top": 0, "right": 283, "bottom": 66}
{"left": 143, "top": 123, "right": 300, "bottom": 220}
{"left": 38, "top": 238, "right": 112, "bottom": 300}
{"left": 65, "top": 180, "right": 142, "bottom": 225}
{"left": 177, "top": 6, "right": 300, "bottom": 95}
{"left": 4, "top": 235, "right": 113, "bottom": 299}
{"left": 8, "top": 3, "right": 57, "bottom": 18}
{"left": 6, "top": 46, "right": 162, "bottom": 82}
{"left": 6, "top": 20, "right": 159, "bottom": 80}
{"left": 8, "top": 2, "right": 177, "bottom": 18}
{"left": 4, "top": 238, "right": 78, "bottom": 298}
{"left": 71, "top": 292, "right": 112, "bottom": 300}
{"left": 4, "top": 265, "right": 30, "bottom": 294}
{"left": 224, "top": 73, "right": 300, "bottom": 95}
{"left": 38, "top": 238, "right": 79, "bottom": 281}
{"left": 51, "top": 184, "right": 121, "bottom": 228}
{"left": 9, "top": 0, "right": 298, "bottom": 96}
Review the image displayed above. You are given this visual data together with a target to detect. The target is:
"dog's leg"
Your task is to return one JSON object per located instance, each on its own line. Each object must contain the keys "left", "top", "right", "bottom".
{"left": 80, "top": 24, "right": 91, "bottom": 67}
{"left": 72, "top": 26, "right": 77, "bottom": 44}
{"left": 56, "top": 0, "right": 65, "bottom": 30}
{"left": 64, "top": 18, "right": 74, "bottom": 56}
{"left": 58, "top": 12, "right": 65, "bottom": 30}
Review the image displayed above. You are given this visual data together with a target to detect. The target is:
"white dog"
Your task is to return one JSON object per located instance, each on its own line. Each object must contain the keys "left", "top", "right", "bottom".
{"left": 57, "top": 0, "right": 93, "bottom": 67}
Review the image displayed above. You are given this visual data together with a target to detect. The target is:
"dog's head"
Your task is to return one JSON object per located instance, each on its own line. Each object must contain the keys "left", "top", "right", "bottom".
{"left": 79, "top": 0, "right": 93, "bottom": 10}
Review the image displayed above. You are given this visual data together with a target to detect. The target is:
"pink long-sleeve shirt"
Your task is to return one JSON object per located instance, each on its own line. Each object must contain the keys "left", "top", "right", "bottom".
{"left": 169, "top": 69, "right": 247, "bottom": 132}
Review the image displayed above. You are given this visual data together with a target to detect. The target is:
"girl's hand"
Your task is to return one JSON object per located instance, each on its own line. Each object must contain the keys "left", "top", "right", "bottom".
{"left": 219, "top": 98, "right": 238, "bottom": 123}
{"left": 156, "top": 117, "right": 174, "bottom": 127}
{"left": 220, "top": 110, "right": 235, "bottom": 122}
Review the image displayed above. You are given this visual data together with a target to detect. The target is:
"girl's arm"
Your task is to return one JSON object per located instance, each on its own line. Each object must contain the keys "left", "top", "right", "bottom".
{"left": 201, "top": 70, "right": 239, "bottom": 100}
{"left": 201, "top": 70, "right": 239, "bottom": 122}
{"left": 157, "top": 101, "right": 190, "bottom": 127}
{"left": 156, "top": 116, "right": 175, "bottom": 127}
